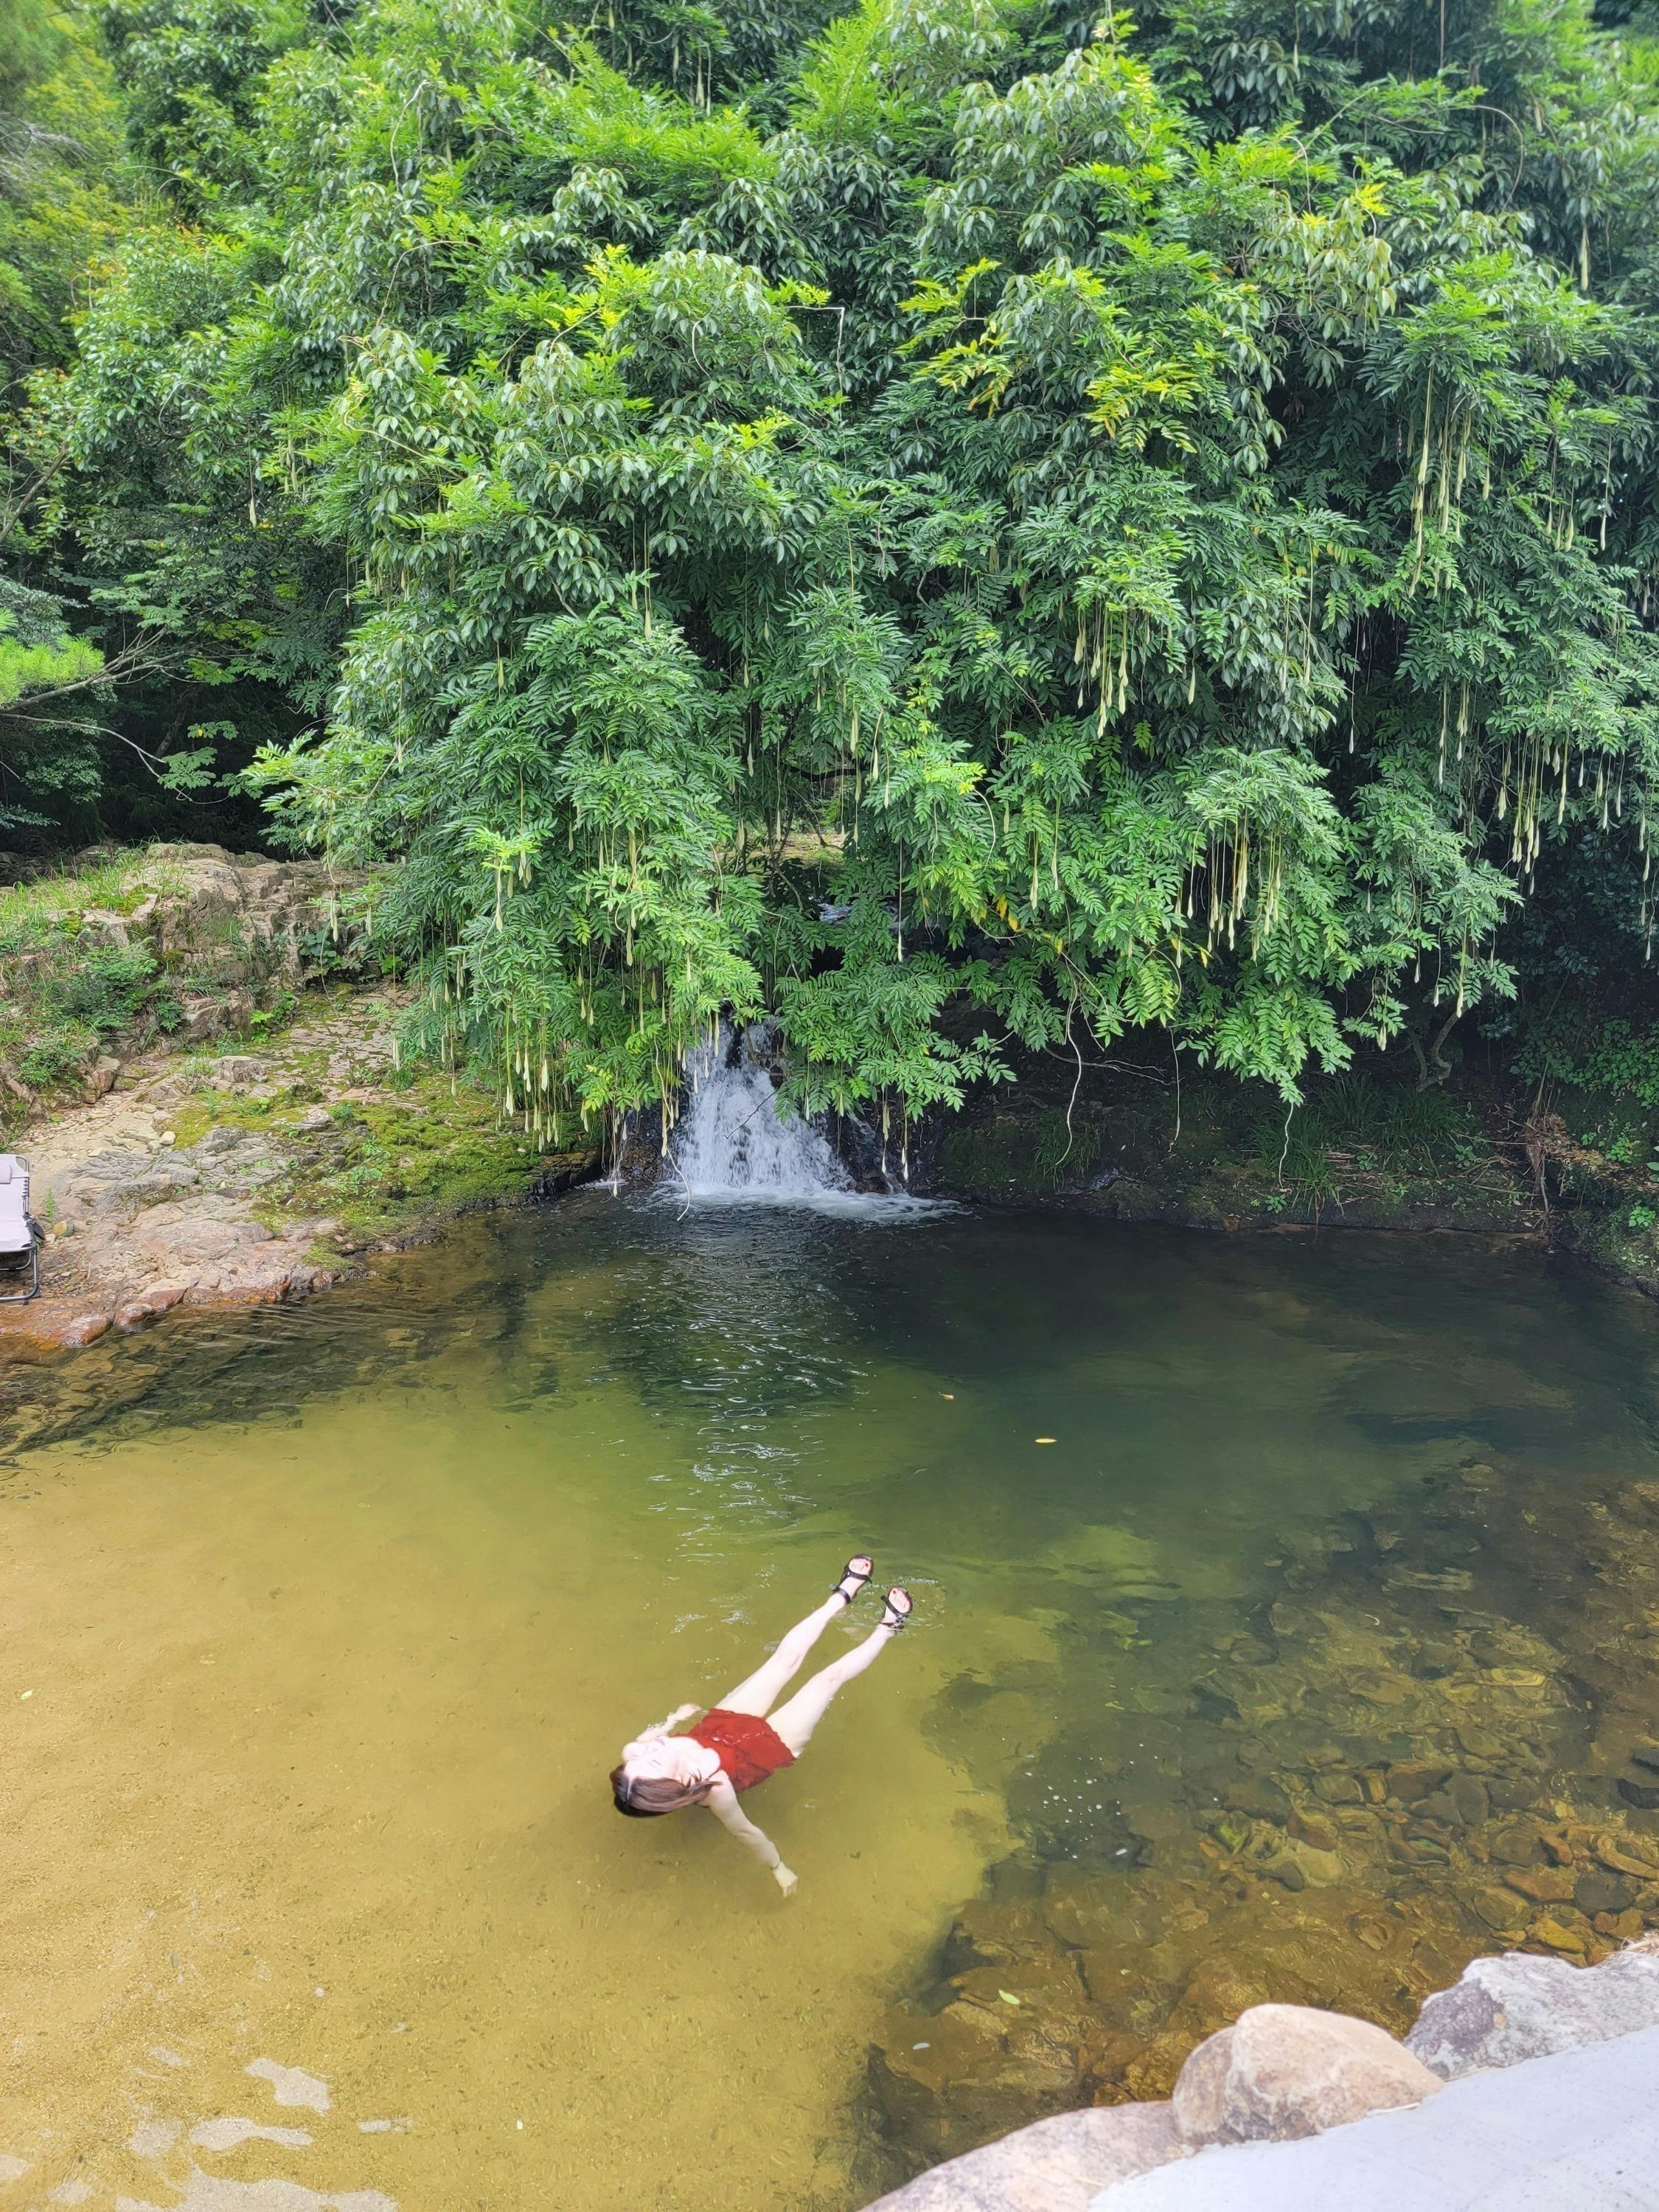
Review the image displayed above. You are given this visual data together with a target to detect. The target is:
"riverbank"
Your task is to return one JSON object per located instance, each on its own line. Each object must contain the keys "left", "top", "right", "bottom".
{"left": 0, "top": 985, "right": 598, "bottom": 1357}
{"left": 0, "top": 846, "right": 597, "bottom": 1357}
{"left": 12, "top": 842, "right": 1659, "bottom": 1349}
{"left": 925, "top": 1034, "right": 1659, "bottom": 1315}
{"left": 0, "top": 987, "right": 602, "bottom": 1363}
{"left": 863, "top": 1942, "right": 1659, "bottom": 2212}
{"left": 929, "top": 1046, "right": 1544, "bottom": 1237}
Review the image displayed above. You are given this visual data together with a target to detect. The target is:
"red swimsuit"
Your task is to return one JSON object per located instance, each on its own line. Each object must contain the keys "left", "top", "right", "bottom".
{"left": 683, "top": 1708, "right": 796, "bottom": 1793}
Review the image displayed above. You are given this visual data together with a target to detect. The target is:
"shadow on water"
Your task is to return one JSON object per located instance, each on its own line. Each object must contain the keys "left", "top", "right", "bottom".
{"left": 3, "top": 1194, "right": 1659, "bottom": 2207}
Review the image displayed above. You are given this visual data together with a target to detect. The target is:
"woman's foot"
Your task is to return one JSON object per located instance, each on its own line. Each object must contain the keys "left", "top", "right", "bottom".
{"left": 881, "top": 1587, "right": 912, "bottom": 1630}
{"left": 832, "top": 1555, "right": 874, "bottom": 1607}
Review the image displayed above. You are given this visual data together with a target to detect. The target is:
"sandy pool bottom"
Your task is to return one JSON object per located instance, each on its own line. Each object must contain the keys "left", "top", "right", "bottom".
{"left": 0, "top": 1372, "right": 1005, "bottom": 2212}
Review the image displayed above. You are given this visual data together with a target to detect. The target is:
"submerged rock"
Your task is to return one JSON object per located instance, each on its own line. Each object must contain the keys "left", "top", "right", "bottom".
{"left": 1172, "top": 2003, "right": 1442, "bottom": 2146}
{"left": 869, "top": 1997, "right": 1087, "bottom": 2165}
{"left": 866, "top": 1436, "right": 1659, "bottom": 2180}
{"left": 1504, "top": 1865, "right": 1575, "bottom": 1904}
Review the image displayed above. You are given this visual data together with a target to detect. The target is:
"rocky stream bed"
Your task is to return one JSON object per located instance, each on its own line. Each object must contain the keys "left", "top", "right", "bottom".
{"left": 861, "top": 1445, "right": 1659, "bottom": 2187}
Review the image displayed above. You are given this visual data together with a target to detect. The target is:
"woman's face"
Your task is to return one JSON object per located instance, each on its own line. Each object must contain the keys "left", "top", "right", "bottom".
{"left": 624, "top": 1735, "right": 717, "bottom": 1789}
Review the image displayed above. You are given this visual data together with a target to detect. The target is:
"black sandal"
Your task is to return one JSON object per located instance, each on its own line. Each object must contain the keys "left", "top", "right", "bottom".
{"left": 882, "top": 1587, "right": 913, "bottom": 1630}
{"left": 832, "top": 1555, "right": 874, "bottom": 1606}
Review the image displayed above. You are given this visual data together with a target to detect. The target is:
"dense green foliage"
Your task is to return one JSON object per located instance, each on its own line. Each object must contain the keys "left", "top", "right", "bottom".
{"left": 12, "top": 0, "right": 1659, "bottom": 1138}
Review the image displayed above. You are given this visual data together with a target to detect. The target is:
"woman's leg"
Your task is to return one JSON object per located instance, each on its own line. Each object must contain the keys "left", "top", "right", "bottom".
{"left": 717, "top": 1562, "right": 871, "bottom": 1717}
{"left": 766, "top": 1606, "right": 905, "bottom": 1755}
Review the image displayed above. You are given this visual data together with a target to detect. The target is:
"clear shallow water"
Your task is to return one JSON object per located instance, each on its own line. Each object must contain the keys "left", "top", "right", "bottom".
{"left": 4, "top": 1198, "right": 1659, "bottom": 2208}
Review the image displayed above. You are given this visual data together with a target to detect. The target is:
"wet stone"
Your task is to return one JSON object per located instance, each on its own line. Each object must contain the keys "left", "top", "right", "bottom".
{"left": 1043, "top": 1870, "right": 1138, "bottom": 1952}
{"left": 1596, "top": 1835, "right": 1659, "bottom": 1878}
{"left": 1388, "top": 1761, "right": 1455, "bottom": 1803}
{"left": 948, "top": 1956, "right": 1093, "bottom": 2032}
{"left": 1487, "top": 1773, "right": 1552, "bottom": 1812}
{"left": 1575, "top": 1873, "right": 1639, "bottom": 1919}
{"left": 1448, "top": 1773, "right": 1490, "bottom": 1826}
{"left": 944, "top": 1899, "right": 1060, "bottom": 1972}
{"left": 1490, "top": 1822, "right": 1547, "bottom": 1866}
{"left": 1470, "top": 1885, "right": 1530, "bottom": 1933}
{"left": 1596, "top": 1910, "right": 1646, "bottom": 1941}
{"left": 1457, "top": 1725, "right": 1506, "bottom": 1761}
{"left": 1504, "top": 1866, "right": 1576, "bottom": 1905}
{"left": 1311, "top": 1772, "right": 1363, "bottom": 1806}
{"left": 1121, "top": 2028, "right": 1200, "bottom": 2101}
{"left": 1076, "top": 1955, "right": 1178, "bottom": 2035}
{"left": 1530, "top": 1916, "right": 1590, "bottom": 1954}
{"left": 871, "top": 2010, "right": 1084, "bottom": 2166}
{"left": 1287, "top": 1807, "right": 1340, "bottom": 1853}
{"left": 1223, "top": 1777, "right": 1291, "bottom": 1822}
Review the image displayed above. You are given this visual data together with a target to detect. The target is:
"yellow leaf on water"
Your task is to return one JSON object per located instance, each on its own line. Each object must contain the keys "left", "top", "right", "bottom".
{"left": 998, "top": 1990, "right": 1022, "bottom": 2006}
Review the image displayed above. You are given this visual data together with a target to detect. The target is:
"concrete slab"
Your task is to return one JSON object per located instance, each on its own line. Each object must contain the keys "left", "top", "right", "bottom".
{"left": 1090, "top": 2023, "right": 1659, "bottom": 2211}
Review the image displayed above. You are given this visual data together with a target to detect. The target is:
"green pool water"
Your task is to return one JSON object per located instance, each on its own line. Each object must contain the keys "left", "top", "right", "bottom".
{"left": 4, "top": 1194, "right": 1659, "bottom": 2211}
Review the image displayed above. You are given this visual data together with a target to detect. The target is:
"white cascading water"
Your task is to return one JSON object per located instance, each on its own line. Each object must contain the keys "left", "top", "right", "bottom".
{"left": 669, "top": 1020, "right": 855, "bottom": 1203}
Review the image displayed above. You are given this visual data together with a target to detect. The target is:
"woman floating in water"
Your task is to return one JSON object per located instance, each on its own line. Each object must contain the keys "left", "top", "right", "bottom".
{"left": 611, "top": 1558, "right": 911, "bottom": 1894}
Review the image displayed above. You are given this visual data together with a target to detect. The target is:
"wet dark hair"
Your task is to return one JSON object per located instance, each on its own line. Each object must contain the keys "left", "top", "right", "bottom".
{"left": 610, "top": 1763, "right": 712, "bottom": 1817}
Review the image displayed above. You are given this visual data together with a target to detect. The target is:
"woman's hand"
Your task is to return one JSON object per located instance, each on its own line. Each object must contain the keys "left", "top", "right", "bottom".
{"left": 706, "top": 1773, "right": 795, "bottom": 1888}
{"left": 665, "top": 1702, "right": 702, "bottom": 1727}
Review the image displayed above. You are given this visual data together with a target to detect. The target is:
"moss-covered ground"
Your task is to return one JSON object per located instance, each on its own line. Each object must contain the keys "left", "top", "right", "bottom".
{"left": 149, "top": 987, "right": 597, "bottom": 1253}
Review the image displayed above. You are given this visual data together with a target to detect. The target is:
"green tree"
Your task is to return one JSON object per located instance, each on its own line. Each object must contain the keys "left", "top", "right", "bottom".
{"left": 13, "top": 0, "right": 1659, "bottom": 1137}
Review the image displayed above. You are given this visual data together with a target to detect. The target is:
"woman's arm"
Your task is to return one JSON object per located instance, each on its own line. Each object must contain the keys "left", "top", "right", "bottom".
{"left": 706, "top": 1775, "right": 798, "bottom": 1896}
{"left": 623, "top": 1702, "right": 703, "bottom": 1754}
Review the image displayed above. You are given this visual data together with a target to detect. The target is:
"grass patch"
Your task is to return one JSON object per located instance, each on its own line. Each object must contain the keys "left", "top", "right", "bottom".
{"left": 0, "top": 847, "right": 327, "bottom": 1141}
{"left": 1252, "top": 1073, "right": 1486, "bottom": 1214}
{"left": 0, "top": 851, "right": 185, "bottom": 936}
{"left": 939, "top": 1107, "right": 1111, "bottom": 1193}
{"left": 1, "top": 852, "right": 192, "bottom": 1137}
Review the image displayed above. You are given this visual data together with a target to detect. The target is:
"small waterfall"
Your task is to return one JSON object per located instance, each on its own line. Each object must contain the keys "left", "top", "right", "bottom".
{"left": 670, "top": 1021, "right": 855, "bottom": 1203}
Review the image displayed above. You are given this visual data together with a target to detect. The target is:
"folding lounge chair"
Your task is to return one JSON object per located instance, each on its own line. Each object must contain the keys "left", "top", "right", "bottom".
{"left": 0, "top": 1154, "right": 41, "bottom": 1302}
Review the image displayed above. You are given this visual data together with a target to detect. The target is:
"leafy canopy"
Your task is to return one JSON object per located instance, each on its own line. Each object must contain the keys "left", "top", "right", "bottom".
{"left": 12, "top": 0, "right": 1659, "bottom": 1130}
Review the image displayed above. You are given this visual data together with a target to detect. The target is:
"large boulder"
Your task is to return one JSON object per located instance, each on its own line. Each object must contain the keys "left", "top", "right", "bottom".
{"left": 864, "top": 2103, "right": 1185, "bottom": 2212}
{"left": 145, "top": 842, "right": 372, "bottom": 980}
{"left": 1172, "top": 2004, "right": 1442, "bottom": 2146}
{"left": 1406, "top": 1938, "right": 1659, "bottom": 2081}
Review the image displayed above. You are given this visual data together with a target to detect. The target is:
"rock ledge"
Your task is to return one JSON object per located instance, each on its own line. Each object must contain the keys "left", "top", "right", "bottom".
{"left": 864, "top": 1938, "right": 1659, "bottom": 2212}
